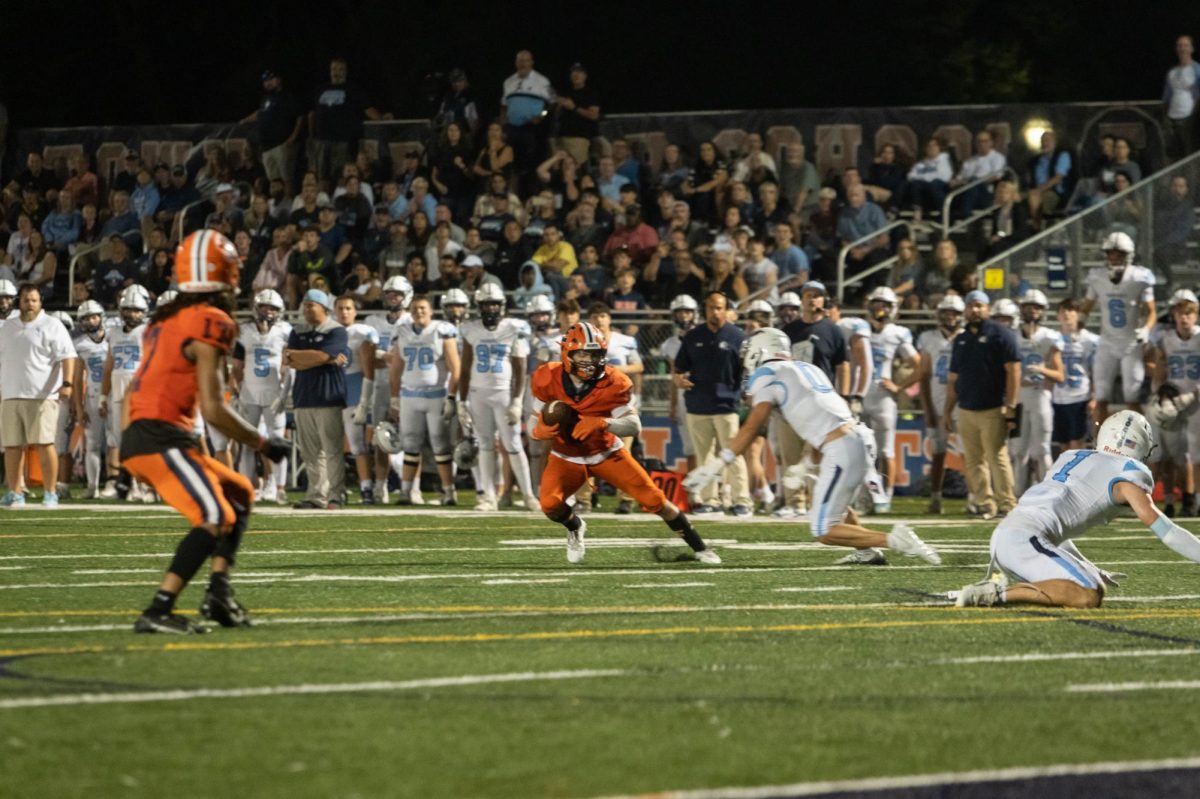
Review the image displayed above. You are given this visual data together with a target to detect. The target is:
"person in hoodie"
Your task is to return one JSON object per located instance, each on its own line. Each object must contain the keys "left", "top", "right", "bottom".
{"left": 512, "top": 260, "right": 555, "bottom": 309}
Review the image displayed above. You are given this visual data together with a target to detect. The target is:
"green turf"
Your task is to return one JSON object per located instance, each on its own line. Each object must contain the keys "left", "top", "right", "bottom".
{"left": 2, "top": 498, "right": 1199, "bottom": 798}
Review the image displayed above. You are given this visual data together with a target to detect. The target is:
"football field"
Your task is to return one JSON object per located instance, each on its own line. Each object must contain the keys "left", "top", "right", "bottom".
{"left": 2, "top": 498, "right": 1200, "bottom": 798}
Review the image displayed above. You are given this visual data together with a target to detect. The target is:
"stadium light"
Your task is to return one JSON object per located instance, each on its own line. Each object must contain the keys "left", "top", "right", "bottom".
{"left": 1022, "top": 119, "right": 1053, "bottom": 151}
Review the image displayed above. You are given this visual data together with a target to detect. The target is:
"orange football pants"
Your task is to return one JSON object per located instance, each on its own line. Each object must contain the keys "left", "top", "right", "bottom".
{"left": 125, "top": 448, "right": 254, "bottom": 531}
{"left": 540, "top": 448, "right": 666, "bottom": 515}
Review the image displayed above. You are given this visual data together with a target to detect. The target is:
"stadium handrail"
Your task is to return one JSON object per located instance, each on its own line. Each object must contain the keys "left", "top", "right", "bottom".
{"left": 836, "top": 219, "right": 932, "bottom": 302}
{"left": 63, "top": 229, "right": 143, "bottom": 302}
{"left": 940, "top": 167, "right": 1020, "bottom": 239}
{"left": 974, "top": 147, "right": 1200, "bottom": 294}
{"left": 173, "top": 198, "right": 209, "bottom": 244}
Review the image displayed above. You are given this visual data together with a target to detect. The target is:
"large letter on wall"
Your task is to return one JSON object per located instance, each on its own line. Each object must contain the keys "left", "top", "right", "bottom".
{"left": 815, "top": 125, "right": 862, "bottom": 178}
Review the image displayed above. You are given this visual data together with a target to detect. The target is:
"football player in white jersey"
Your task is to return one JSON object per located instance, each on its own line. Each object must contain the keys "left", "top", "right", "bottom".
{"left": 953, "top": 411, "right": 1200, "bottom": 608}
{"left": 1151, "top": 289, "right": 1200, "bottom": 517}
{"left": 0, "top": 279, "right": 16, "bottom": 320}
{"left": 989, "top": 298, "right": 1018, "bottom": 329}
{"left": 458, "top": 283, "right": 535, "bottom": 511}
{"left": 334, "top": 295, "right": 380, "bottom": 503}
{"left": 661, "top": 295, "right": 699, "bottom": 473}
{"left": 684, "top": 328, "right": 940, "bottom": 564}
{"left": 98, "top": 285, "right": 149, "bottom": 498}
{"left": 523, "top": 294, "right": 561, "bottom": 496}
{"left": 359, "top": 276, "right": 413, "bottom": 503}
{"left": 230, "top": 289, "right": 292, "bottom": 504}
{"left": 72, "top": 301, "right": 112, "bottom": 498}
{"left": 587, "top": 301, "right": 646, "bottom": 514}
{"left": 862, "top": 286, "right": 920, "bottom": 511}
{"left": 827, "top": 298, "right": 872, "bottom": 415}
{"left": 389, "top": 296, "right": 461, "bottom": 505}
{"left": 1051, "top": 298, "right": 1099, "bottom": 455}
{"left": 1012, "top": 290, "right": 1065, "bottom": 495}
{"left": 1079, "top": 231, "right": 1156, "bottom": 418}
{"left": 917, "top": 294, "right": 963, "bottom": 513}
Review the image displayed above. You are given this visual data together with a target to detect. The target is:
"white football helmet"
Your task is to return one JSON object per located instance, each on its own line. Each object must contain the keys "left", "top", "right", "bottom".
{"left": 937, "top": 294, "right": 965, "bottom": 313}
{"left": 156, "top": 289, "right": 178, "bottom": 307}
{"left": 76, "top": 300, "right": 105, "bottom": 321}
{"left": 51, "top": 310, "right": 74, "bottom": 330}
{"left": 669, "top": 295, "right": 699, "bottom": 312}
{"left": 1018, "top": 289, "right": 1048, "bottom": 308}
{"left": 374, "top": 420, "right": 403, "bottom": 455}
{"left": 441, "top": 288, "right": 469, "bottom": 308}
{"left": 865, "top": 286, "right": 898, "bottom": 322}
{"left": 1102, "top": 231, "right": 1135, "bottom": 278}
{"left": 740, "top": 327, "right": 792, "bottom": 374}
{"left": 526, "top": 294, "right": 555, "bottom": 314}
{"left": 990, "top": 298, "right": 1019, "bottom": 321}
{"left": 120, "top": 284, "right": 151, "bottom": 310}
{"left": 0, "top": 279, "right": 16, "bottom": 297}
{"left": 254, "top": 289, "right": 285, "bottom": 309}
{"left": 1096, "top": 410, "right": 1154, "bottom": 460}
{"left": 746, "top": 299, "right": 774, "bottom": 324}
{"left": 453, "top": 435, "right": 480, "bottom": 470}
{"left": 382, "top": 276, "right": 414, "bottom": 309}
{"left": 475, "top": 283, "right": 506, "bottom": 328}
{"left": 1169, "top": 289, "right": 1199, "bottom": 308}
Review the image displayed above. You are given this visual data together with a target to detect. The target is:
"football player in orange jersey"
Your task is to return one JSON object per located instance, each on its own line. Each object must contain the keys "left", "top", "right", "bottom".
{"left": 530, "top": 322, "right": 720, "bottom": 564}
{"left": 122, "top": 230, "right": 289, "bottom": 634}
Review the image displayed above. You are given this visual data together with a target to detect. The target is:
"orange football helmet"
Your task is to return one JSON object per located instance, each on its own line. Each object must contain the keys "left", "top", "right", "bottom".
{"left": 560, "top": 322, "right": 607, "bottom": 380}
{"left": 175, "top": 230, "right": 240, "bottom": 293}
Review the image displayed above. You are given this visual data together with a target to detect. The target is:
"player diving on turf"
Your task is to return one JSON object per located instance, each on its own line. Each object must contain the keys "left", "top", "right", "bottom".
{"left": 123, "top": 230, "right": 289, "bottom": 633}
{"left": 530, "top": 321, "right": 720, "bottom": 564}
{"left": 953, "top": 410, "right": 1200, "bottom": 608}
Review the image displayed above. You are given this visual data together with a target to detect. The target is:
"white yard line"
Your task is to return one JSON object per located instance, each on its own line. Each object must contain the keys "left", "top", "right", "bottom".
{"left": 1105, "top": 594, "right": 1200, "bottom": 602}
{"left": 625, "top": 583, "right": 716, "bottom": 589}
{"left": 772, "top": 586, "right": 855, "bottom": 593}
{"left": 945, "top": 648, "right": 1200, "bottom": 665}
{"left": 597, "top": 756, "right": 1200, "bottom": 799}
{"left": 0, "top": 669, "right": 629, "bottom": 711}
{"left": 1066, "top": 680, "right": 1200, "bottom": 693}
{"left": 479, "top": 579, "right": 570, "bottom": 585}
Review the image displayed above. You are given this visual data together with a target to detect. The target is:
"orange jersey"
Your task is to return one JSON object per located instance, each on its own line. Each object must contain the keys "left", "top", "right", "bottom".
{"left": 532, "top": 362, "right": 633, "bottom": 461}
{"left": 128, "top": 303, "right": 237, "bottom": 432}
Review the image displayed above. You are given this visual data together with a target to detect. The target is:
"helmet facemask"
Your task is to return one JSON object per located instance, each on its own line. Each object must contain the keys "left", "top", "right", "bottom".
{"left": 80, "top": 314, "right": 102, "bottom": 335}
{"left": 1019, "top": 304, "right": 1043, "bottom": 325}
{"left": 868, "top": 300, "right": 893, "bottom": 325}
{"left": 480, "top": 301, "right": 503, "bottom": 329}
{"left": 673, "top": 309, "right": 695, "bottom": 331}
{"left": 257, "top": 303, "right": 280, "bottom": 327}
{"left": 0, "top": 296, "right": 12, "bottom": 316}
{"left": 120, "top": 308, "right": 145, "bottom": 329}
{"left": 568, "top": 347, "right": 606, "bottom": 381}
{"left": 443, "top": 303, "right": 466, "bottom": 324}
{"left": 529, "top": 311, "right": 551, "bottom": 332}
{"left": 937, "top": 309, "right": 961, "bottom": 332}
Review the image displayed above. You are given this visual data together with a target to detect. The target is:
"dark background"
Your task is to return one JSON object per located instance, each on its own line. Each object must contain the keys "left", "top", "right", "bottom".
{"left": 5, "top": 1, "right": 1200, "bottom": 128}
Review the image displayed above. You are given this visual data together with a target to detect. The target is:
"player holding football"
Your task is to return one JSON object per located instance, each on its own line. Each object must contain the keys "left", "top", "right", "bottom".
{"left": 953, "top": 410, "right": 1200, "bottom": 608}
{"left": 685, "top": 328, "right": 940, "bottom": 565}
{"left": 123, "top": 230, "right": 288, "bottom": 633}
{"left": 532, "top": 322, "right": 719, "bottom": 564}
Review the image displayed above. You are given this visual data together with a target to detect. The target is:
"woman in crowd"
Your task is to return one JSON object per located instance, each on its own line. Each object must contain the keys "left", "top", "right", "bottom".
{"left": 431, "top": 121, "right": 477, "bottom": 225}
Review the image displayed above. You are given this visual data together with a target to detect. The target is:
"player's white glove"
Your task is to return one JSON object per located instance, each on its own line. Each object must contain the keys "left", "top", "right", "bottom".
{"left": 1099, "top": 568, "right": 1126, "bottom": 588}
{"left": 1136, "top": 327, "right": 1150, "bottom": 344}
{"left": 441, "top": 396, "right": 457, "bottom": 421}
{"left": 352, "top": 399, "right": 370, "bottom": 425}
{"left": 782, "top": 459, "right": 818, "bottom": 491}
{"left": 683, "top": 460, "right": 724, "bottom": 494}
{"left": 456, "top": 400, "right": 473, "bottom": 430}
{"left": 269, "top": 393, "right": 287, "bottom": 417}
{"left": 847, "top": 395, "right": 863, "bottom": 420}
{"left": 505, "top": 397, "right": 523, "bottom": 426}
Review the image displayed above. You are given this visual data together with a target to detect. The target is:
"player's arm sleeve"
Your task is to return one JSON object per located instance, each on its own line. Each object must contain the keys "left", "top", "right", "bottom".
{"left": 606, "top": 405, "right": 641, "bottom": 437}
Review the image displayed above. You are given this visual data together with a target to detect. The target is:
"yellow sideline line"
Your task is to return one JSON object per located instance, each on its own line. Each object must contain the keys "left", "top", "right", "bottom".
{"left": 4, "top": 610, "right": 1200, "bottom": 658}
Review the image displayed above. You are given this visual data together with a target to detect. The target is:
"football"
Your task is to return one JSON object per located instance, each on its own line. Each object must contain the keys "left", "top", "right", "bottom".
{"left": 542, "top": 400, "right": 578, "bottom": 436}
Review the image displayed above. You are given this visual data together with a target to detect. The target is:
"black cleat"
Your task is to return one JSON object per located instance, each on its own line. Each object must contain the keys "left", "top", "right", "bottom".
{"left": 615, "top": 500, "right": 633, "bottom": 515}
{"left": 134, "top": 611, "right": 207, "bottom": 634}
{"left": 361, "top": 487, "right": 376, "bottom": 505}
{"left": 199, "top": 589, "right": 252, "bottom": 628}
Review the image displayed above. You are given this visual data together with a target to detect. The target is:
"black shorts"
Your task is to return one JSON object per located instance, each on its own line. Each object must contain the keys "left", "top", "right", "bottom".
{"left": 1052, "top": 401, "right": 1090, "bottom": 444}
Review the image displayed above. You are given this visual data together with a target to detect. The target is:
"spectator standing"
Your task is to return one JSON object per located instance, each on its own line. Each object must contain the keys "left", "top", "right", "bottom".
{"left": 943, "top": 290, "right": 1020, "bottom": 520}
{"left": 435, "top": 68, "right": 480, "bottom": 144}
{"left": 682, "top": 141, "right": 727, "bottom": 225}
{"left": 0, "top": 284, "right": 78, "bottom": 507}
{"left": 430, "top": 122, "right": 476, "bottom": 226}
{"left": 131, "top": 168, "right": 160, "bottom": 228}
{"left": 501, "top": 50, "right": 555, "bottom": 190}
{"left": 307, "top": 58, "right": 388, "bottom": 188}
{"left": 1164, "top": 35, "right": 1200, "bottom": 159}
{"left": 1155, "top": 175, "right": 1196, "bottom": 272}
{"left": 285, "top": 289, "right": 350, "bottom": 509}
{"left": 674, "top": 291, "right": 750, "bottom": 514}
{"left": 241, "top": 70, "right": 302, "bottom": 196}
{"left": 779, "top": 144, "right": 821, "bottom": 214}
{"left": 555, "top": 63, "right": 600, "bottom": 168}
{"left": 252, "top": 227, "right": 295, "bottom": 295}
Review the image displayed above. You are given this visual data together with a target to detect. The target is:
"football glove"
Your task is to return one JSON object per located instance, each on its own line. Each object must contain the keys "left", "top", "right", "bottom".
{"left": 683, "top": 460, "right": 724, "bottom": 494}
{"left": 269, "top": 393, "right": 287, "bottom": 417}
{"left": 570, "top": 416, "right": 608, "bottom": 441}
{"left": 531, "top": 418, "right": 559, "bottom": 441}
{"left": 351, "top": 400, "right": 370, "bottom": 426}
{"left": 456, "top": 401, "right": 473, "bottom": 430}
{"left": 441, "top": 396, "right": 457, "bottom": 421}
{"left": 847, "top": 395, "right": 863, "bottom": 419}
{"left": 505, "top": 397, "right": 523, "bottom": 426}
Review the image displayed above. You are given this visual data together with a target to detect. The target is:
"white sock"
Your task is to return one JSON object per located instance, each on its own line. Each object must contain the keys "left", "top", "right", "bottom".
{"left": 509, "top": 449, "right": 534, "bottom": 500}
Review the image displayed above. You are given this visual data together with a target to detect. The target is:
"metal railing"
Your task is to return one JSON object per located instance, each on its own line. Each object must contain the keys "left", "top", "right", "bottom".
{"left": 940, "top": 167, "right": 1020, "bottom": 239}
{"left": 836, "top": 219, "right": 932, "bottom": 302}
{"left": 66, "top": 240, "right": 107, "bottom": 300}
{"left": 974, "top": 148, "right": 1200, "bottom": 298}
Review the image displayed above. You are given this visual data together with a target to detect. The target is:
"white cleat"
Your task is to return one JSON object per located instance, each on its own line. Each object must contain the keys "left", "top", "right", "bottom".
{"left": 410, "top": 487, "right": 425, "bottom": 505}
{"left": 954, "top": 577, "right": 1006, "bottom": 607}
{"left": 475, "top": 497, "right": 498, "bottom": 512}
{"left": 99, "top": 480, "right": 119, "bottom": 499}
{"left": 834, "top": 548, "right": 888, "bottom": 565}
{"left": 567, "top": 518, "right": 587, "bottom": 563}
{"left": 694, "top": 548, "right": 722, "bottom": 565}
{"left": 886, "top": 524, "right": 942, "bottom": 565}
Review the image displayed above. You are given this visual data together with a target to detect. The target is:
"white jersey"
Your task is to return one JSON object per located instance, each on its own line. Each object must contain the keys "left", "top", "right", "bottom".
{"left": 364, "top": 311, "right": 411, "bottom": 375}
{"left": 107, "top": 324, "right": 146, "bottom": 401}
{"left": 1017, "top": 324, "right": 1064, "bottom": 390}
{"left": 1160, "top": 328, "right": 1200, "bottom": 394}
{"left": 868, "top": 322, "right": 915, "bottom": 384}
{"left": 661, "top": 332, "right": 687, "bottom": 420}
{"left": 838, "top": 316, "right": 873, "bottom": 391}
{"left": 1084, "top": 265, "right": 1155, "bottom": 344}
{"left": 1054, "top": 329, "right": 1099, "bottom": 405}
{"left": 343, "top": 322, "right": 377, "bottom": 376}
{"left": 462, "top": 317, "right": 530, "bottom": 393}
{"left": 393, "top": 320, "right": 457, "bottom": 391}
{"left": 531, "top": 327, "right": 562, "bottom": 366}
{"left": 746, "top": 359, "right": 853, "bottom": 449}
{"left": 1013, "top": 449, "right": 1154, "bottom": 544}
{"left": 74, "top": 333, "right": 110, "bottom": 397}
{"left": 916, "top": 327, "right": 958, "bottom": 412}
{"left": 236, "top": 320, "right": 293, "bottom": 405}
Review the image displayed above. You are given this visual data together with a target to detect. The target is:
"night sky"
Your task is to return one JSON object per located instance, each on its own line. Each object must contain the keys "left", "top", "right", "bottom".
{"left": 5, "top": 1, "right": 1200, "bottom": 129}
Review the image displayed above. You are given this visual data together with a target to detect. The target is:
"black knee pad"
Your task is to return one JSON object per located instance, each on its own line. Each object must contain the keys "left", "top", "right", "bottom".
{"left": 545, "top": 504, "right": 572, "bottom": 523}
{"left": 168, "top": 527, "right": 218, "bottom": 582}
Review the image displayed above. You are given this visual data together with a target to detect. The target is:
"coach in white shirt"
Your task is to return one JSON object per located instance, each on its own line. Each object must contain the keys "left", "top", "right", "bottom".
{"left": 0, "top": 284, "right": 78, "bottom": 507}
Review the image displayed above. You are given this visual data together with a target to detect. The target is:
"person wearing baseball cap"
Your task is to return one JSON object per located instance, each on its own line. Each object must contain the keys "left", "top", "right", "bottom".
{"left": 238, "top": 68, "right": 301, "bottom": 196}
{"left": 285, "top": 287, "right": 351, "bottom": 509}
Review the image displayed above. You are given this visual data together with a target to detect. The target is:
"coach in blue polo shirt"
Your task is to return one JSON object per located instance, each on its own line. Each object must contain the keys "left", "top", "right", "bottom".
{"left": 675, "top": 291, "right": 751, "bottom": 515}
{"left": 286, "top": 289, "right": 350, "bottom": 509}
{"left": 943, "top": 290, "right": 1020, "bottom": 519}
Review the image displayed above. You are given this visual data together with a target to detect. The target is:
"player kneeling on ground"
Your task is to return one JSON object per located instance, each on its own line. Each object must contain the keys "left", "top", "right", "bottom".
{"left": 531, "top": 322, "right": 719, "bottom": 564}
{"left": 124, "top": 231, "right": 289, "bottom": 633}
{"left": 954, "top": 410, "right": 1200, "bottom": 608}
{"left": 685, "top": 328, "right": 941, "bottom": 565}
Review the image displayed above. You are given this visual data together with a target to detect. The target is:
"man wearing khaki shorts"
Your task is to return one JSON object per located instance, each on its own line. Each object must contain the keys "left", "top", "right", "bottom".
{"left": 0, "top": 284, "right": 78, "bottom": 508}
